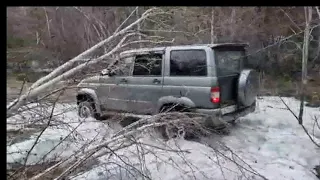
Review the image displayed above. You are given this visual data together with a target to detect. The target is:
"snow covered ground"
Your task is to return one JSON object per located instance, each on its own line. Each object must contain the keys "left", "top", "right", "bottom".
{"left": 6, "top": 97, "right": 320, "bottom": 180}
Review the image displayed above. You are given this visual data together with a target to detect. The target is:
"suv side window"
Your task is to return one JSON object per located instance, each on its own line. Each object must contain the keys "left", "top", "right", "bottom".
{"left": 170, "top": 50, "right": 207, "bottom": 76}
{"left": 132, "top": 53, "right": 162, "bottom": 76}
{"left": 115, "top": 57, "right": 134, "bottom": 76}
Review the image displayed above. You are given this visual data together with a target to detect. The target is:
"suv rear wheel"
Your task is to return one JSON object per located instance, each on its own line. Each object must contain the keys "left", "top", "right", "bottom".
{"left": 158, "top": 103, "right": 192, "bottom": 140}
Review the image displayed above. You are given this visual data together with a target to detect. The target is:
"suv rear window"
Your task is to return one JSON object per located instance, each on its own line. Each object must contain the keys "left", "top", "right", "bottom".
{"left": 214, "top": 47, "right": 244, "bottom": 76}
{"left": 170, "top": 50, "right": 207, "bottom": 76}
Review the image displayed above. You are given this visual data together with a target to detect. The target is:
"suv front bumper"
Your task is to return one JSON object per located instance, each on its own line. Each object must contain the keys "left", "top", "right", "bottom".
{"left": 194, "top": 103, "right": 256, "bottom": 122}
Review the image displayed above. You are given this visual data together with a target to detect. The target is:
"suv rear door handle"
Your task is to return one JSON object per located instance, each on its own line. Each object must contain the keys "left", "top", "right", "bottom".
{"left": 120, "top": 78, "right": 128, "bottom": 83}
{"left": 153, "top": 79, "right": 161, "bottom": 84}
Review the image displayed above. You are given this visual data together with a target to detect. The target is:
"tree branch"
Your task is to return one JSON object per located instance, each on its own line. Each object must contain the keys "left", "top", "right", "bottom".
{"left": 279, "top": 97, "right": 320, "bottom": 148}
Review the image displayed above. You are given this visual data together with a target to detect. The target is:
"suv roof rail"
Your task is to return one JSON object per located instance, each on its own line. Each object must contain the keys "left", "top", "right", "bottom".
{"left": 205, "top": 43, "right": 249, "bottom": 47}
{"left": 120, "top": 43, "right": 249, "bottom": 58}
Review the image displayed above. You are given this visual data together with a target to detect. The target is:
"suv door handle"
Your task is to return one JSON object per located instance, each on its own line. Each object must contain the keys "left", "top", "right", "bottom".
{"left": 120, "top": 78, "right": 128, "bottom": 83}
{"left": 153, "top": 79, "right": 161, "bottom": 84}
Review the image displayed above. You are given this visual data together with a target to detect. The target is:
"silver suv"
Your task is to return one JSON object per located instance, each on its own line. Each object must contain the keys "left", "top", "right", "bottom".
{"left": 76, "top": 43, "right": 259, "bottom": 123}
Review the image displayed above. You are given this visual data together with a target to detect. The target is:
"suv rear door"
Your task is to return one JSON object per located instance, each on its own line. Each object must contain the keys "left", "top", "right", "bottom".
{"left": 125, "top": 52, "right": 164, "bottom": 114}
{"left": 162, "top": 46, "right": 217, "bottom": 109}
{"left": 213, "top": 45, "right": 245, "bottom": 107}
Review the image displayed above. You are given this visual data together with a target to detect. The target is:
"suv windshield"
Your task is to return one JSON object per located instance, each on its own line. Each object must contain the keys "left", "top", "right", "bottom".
{"left": 214, "top": 47, "right": 245, "bottom": 76}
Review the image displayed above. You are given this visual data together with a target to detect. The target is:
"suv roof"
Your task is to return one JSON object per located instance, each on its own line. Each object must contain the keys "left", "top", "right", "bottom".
{"left": 119, "top": 43, "right": 248, "bottom": 58}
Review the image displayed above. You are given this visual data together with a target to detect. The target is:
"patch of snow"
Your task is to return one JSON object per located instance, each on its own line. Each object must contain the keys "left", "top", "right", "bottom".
{"left": 217, "top": 97, "right": 320, "bottom": 180}
{"left": 6, "top": 97, "right": 320, "bottom": 180}
{"left": 73, "top": 97, "right": 320, "bottom": 180}
{"left": 72, "top": 137, "right": 256, "bottom": 180}
{"left": 7, "top": 103, "right": 112, "bottom": 167}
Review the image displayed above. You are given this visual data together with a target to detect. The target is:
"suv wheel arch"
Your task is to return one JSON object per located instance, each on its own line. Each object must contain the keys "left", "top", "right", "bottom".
{"left": 157, "top": 96, "right": 195, "bottom": 113}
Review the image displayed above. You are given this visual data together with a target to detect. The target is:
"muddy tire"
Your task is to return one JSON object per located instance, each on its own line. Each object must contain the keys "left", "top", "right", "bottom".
{"left": 78, "top": 101, "right": 101, "bottom": 120}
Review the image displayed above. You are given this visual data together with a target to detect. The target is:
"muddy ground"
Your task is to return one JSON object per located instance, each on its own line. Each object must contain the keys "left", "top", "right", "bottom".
{"left": 7, "top": 76, "right": 77, "bottom": 104}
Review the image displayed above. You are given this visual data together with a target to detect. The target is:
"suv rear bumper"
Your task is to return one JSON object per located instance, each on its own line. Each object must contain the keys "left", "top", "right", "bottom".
{"left": 194, "top": 103, "right": 256, "bottom": 122}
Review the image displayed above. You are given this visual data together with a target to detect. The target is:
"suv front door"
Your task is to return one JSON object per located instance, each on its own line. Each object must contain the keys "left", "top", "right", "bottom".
{"left": 97, "top": 57, "right": 134, "bottom": 112}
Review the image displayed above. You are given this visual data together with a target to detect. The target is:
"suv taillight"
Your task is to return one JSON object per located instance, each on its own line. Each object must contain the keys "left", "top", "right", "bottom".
{"left": 210, "top": 87, "right": 220, "bottom": 104}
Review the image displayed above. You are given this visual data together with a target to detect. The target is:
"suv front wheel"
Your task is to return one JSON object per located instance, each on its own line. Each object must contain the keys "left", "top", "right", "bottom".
{"left": 78, "top": 101, "right": 96, "bottom": 119}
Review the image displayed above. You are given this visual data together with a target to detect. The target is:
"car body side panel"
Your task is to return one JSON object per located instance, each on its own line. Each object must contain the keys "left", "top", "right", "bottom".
{"left": 124, "top": 76, "right": 163, "bottom": 114}
{"left": 125, "top": 53, "right": 165, "bottom": 114}
{"left": 95, "top": 76, "right": 132, "bottom": 112}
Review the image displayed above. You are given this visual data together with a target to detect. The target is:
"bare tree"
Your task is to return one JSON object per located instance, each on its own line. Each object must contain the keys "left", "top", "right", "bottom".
{"left": 278, "top": 7, "right": 320, "bottom": 148}
{"left": 298, "top": 6, "right": 313, "bottom": 125}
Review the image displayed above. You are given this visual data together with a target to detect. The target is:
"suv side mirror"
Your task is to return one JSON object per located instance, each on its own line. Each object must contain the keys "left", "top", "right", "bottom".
{"left": 100, "top": 69, "right": 108, "bottom": 76}
{"left": 100, "top": 69, "right": 116, "bottom": 76}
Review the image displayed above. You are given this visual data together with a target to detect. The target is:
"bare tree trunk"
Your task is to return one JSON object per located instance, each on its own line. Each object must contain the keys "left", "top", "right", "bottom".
{"left": 43, "top": 7, "right": 51, "bottom": 40}
{"left": 230, "top": 8, "right": 236, "bottom": 41}
{"left": 210, "top": 7, "right": 215, "bottom": 44}
{"left": 298, "top": 6, "right": 313, "bottom": 124}
{"left": 316, "top": 6, "right": 320, "bottom": 19}
{"left": 36, "top": 31, "right": 40, "bottom": 45}
{"left": 136, "top": 6, "right": 142, "bottom": 48}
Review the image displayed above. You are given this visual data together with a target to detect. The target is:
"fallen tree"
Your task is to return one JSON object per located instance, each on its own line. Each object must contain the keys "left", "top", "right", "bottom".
{"left": 6, "top": 7, "right": 173, "bottom": 117}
